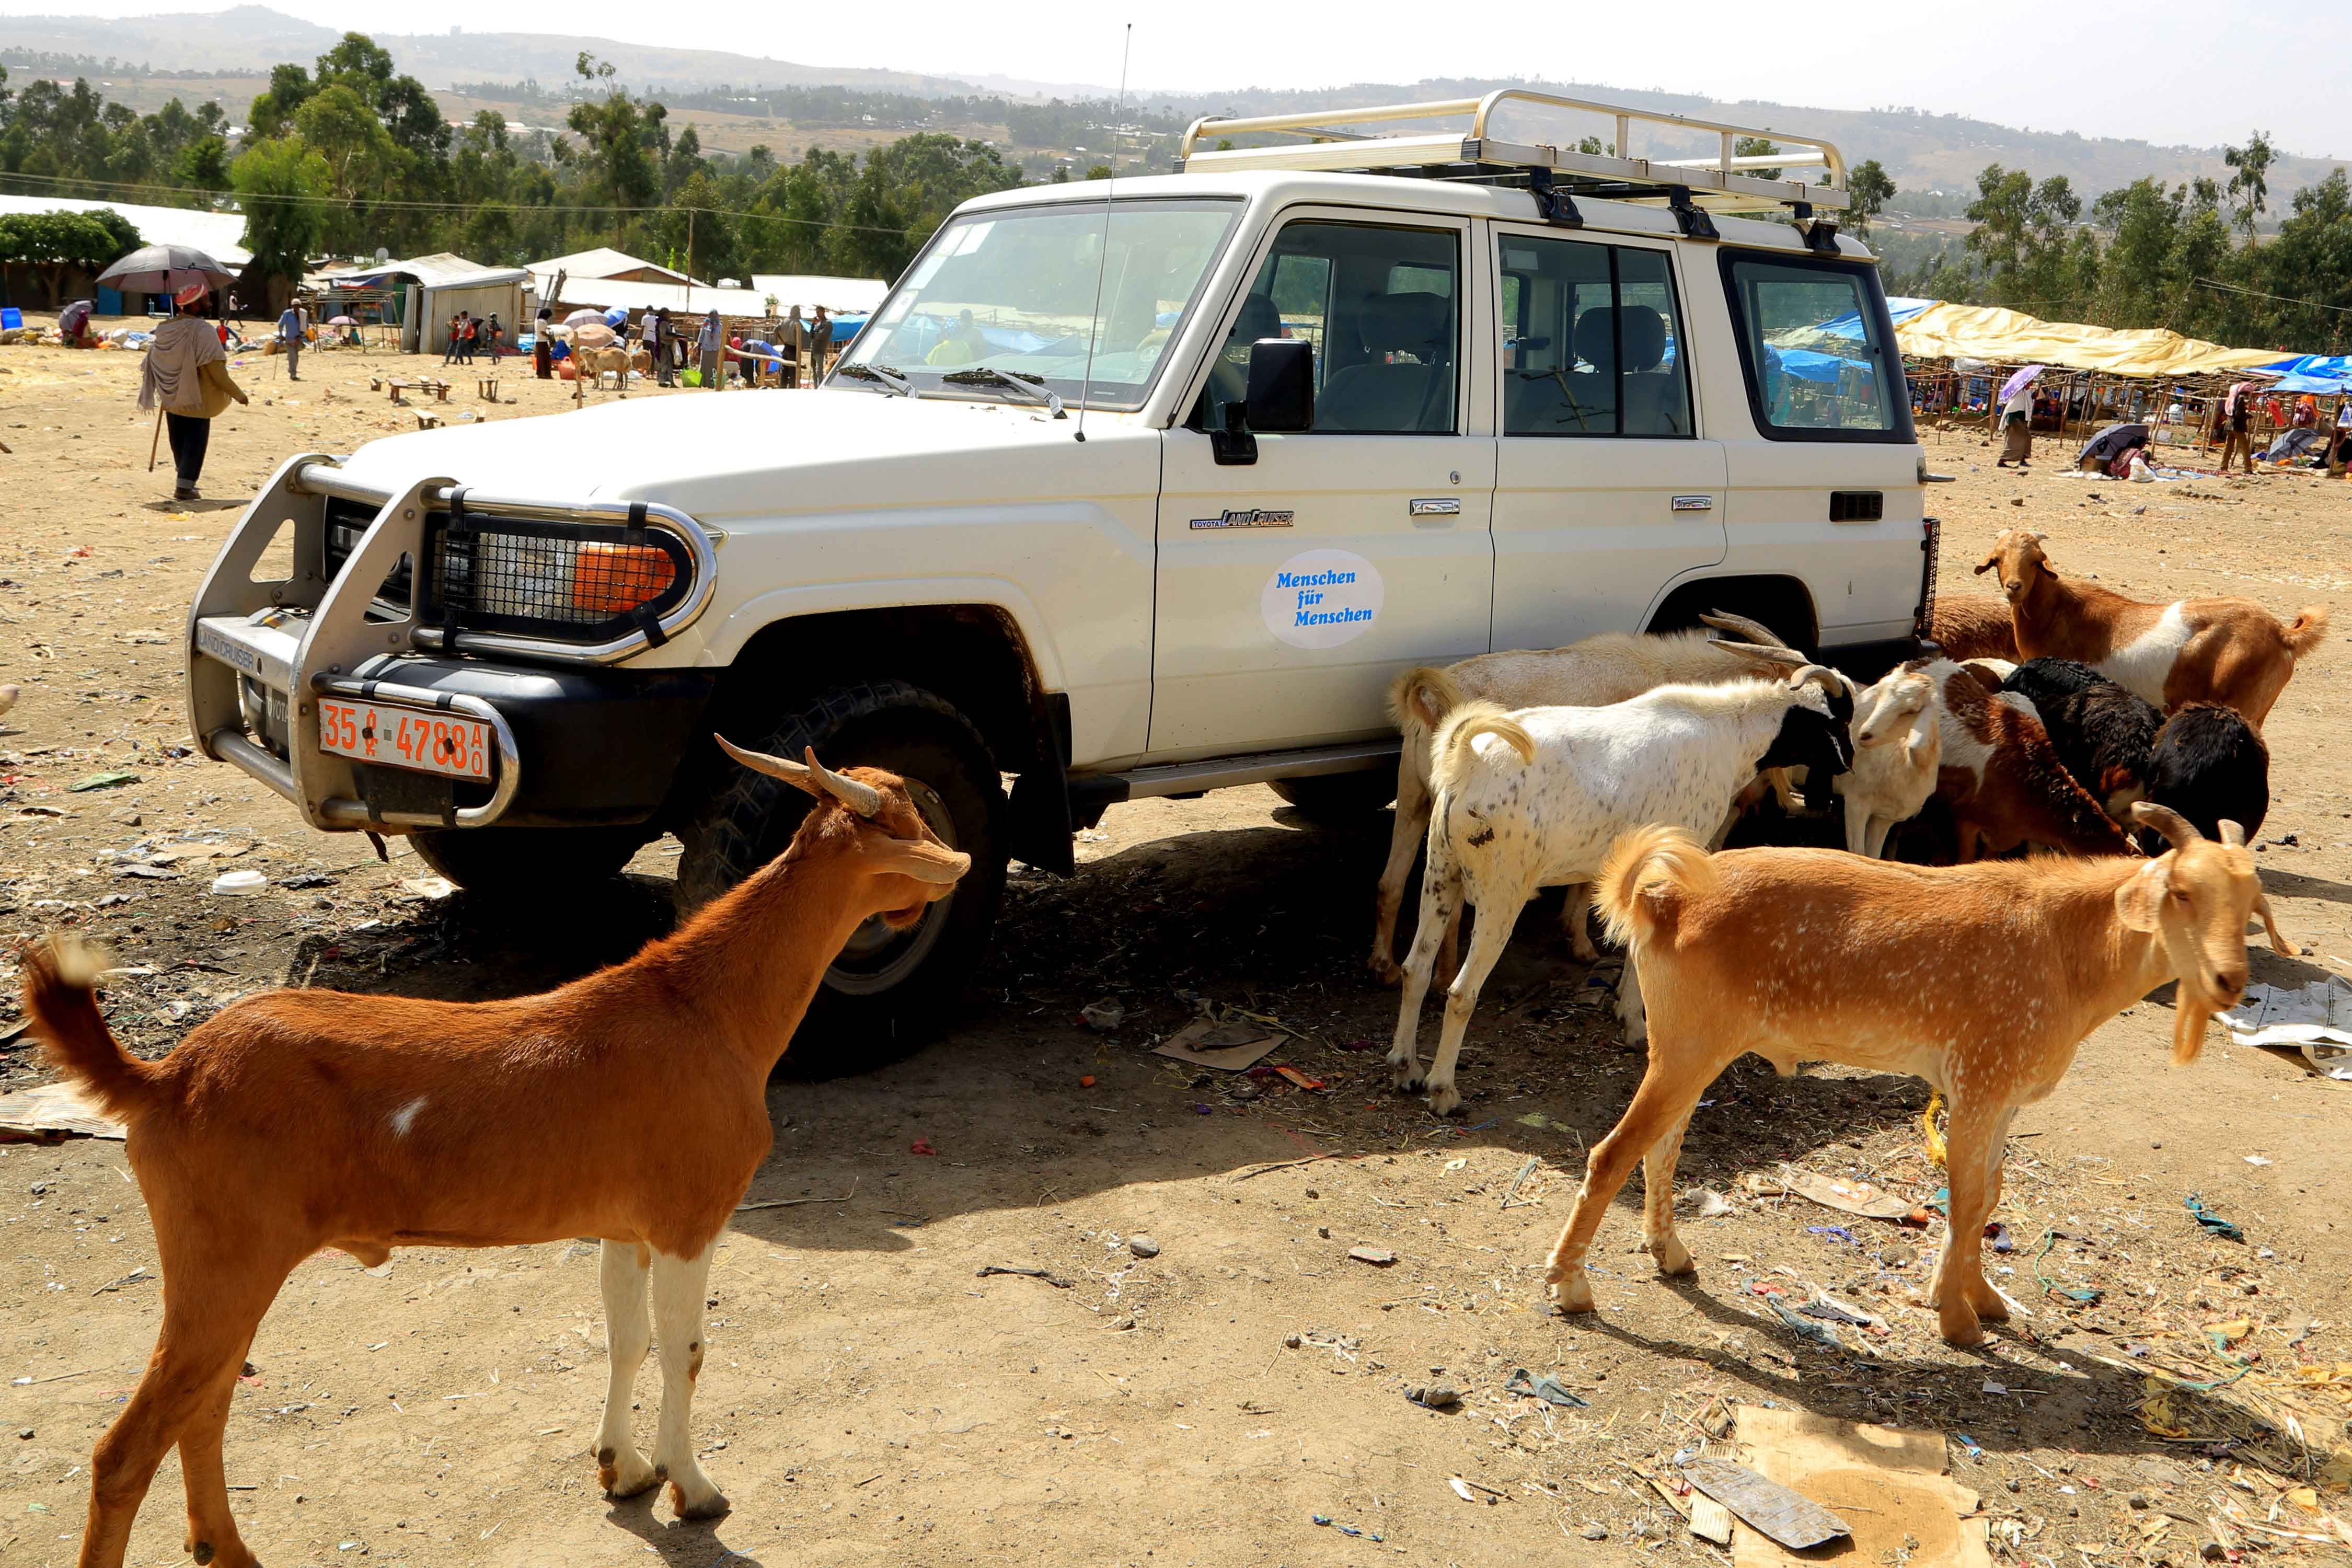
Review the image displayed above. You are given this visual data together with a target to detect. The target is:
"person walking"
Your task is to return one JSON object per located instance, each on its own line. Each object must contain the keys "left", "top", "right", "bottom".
{"left": 2219, "top": 382, "right": 2255, "bottom": 475}
{"left": 533, "top": 306, "right": 554, "bottom": 379}
{"left": 808, "top": 306, "right": 832, "bottom": 383}
{"left": 696, "top": 309, "right": 724, "bottom": 389}
{"left": 276, "top": 298, "right": 305, "bottom": 381}
{"left": 442, "top": 313, "right": 462, "bottom": 365}
{"left": 1996, "top": 370, "right": 2037, "bottom": 469}
{"left": 485, "top": 314, "right": 505, "bottom": 364}
{"left": 142, "top": 283, "right": 247, "bottom": 502}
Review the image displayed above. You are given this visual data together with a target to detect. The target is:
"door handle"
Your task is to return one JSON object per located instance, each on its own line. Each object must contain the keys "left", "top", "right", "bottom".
{"left": 1409, "top": 497, "right": 1461, "bottom": 520}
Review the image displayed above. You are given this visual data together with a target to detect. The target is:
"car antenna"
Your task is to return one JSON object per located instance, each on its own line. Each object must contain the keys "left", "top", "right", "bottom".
{"left": 1073, "top": 22, "right": 1132, "bottom": 445}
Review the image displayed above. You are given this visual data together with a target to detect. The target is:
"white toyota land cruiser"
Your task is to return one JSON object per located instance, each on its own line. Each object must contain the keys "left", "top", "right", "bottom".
{"left": 185, "top": 91, "right": 1940, "bottom": 1063}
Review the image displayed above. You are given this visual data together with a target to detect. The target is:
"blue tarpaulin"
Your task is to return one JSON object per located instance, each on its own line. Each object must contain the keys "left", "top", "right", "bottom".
{"left": 2256, "top": 354, "right": 2352, "bottom": 393}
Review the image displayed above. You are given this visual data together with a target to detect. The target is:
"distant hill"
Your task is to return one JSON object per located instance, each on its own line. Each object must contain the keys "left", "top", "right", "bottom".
{"left": 4, "top": 9, "right": 2345, "bottom": 200}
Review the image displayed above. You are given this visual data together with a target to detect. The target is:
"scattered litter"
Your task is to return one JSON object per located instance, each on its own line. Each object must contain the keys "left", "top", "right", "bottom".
{"left": 396, "top": 875, "right": 457, "bottom": 901}
{"left": 90, "top": 1265, "right": 149, "bottom": 1295}
{"left": 1152, "top": 1018, "right": 1279, "bottom": 1071}
{"left": 1806, "top": 1224, "right": 1859, "bottom": 1245}
{"left": 1347, "top": 1246, "right": 1397, "bottom": 1266}
{"left": 1753, "top": 1164, "right": 1913, "bottom": 1221}
{"left": 1077, "top": 1075, "right": 1095, "bottom": 1088}
{"left": 0, "top": 1082, "right": 126, "bottom": 1143}
{"left": 2243, "top": 1155, "right": 2273, "bottom": 1167}
{"left": 1409, "top": 1382, "right": 1462, "bottom": 1410}
{"left": 2221, "top": 977, "right": 2352, "bottom": 1077}
{"left": 1503, "top": 1367, "right": 1589, "bottom": 1408}
{"left": 1954, "top": 1433, "right": 1985, "bottom": 1460}
{"left": 1986, "top": 1222, "right": 2015, "bottom": 1253}
{"left": 734, "top": 1178, "right": 858, "bottom": 1213}
{"left": 1079, "top": 999, "right": 1125, "bottom": 1032}
{"left": 1798, "top": 1292, "right": 1876, "bottom": 1328}
{"left": 1448, "top": 1474, "right": 1478, "bottom": 1502}
{"left": 1273, "top": 1066, "right": 1324, "bottom": 1091}
{"left": 909, "top": 1138, "right": 937, "bottom": 1156}
{"left": 1311, "top": 1514, "right": 1383, "bottom": 1541}
{"left": 2184, "top": 1193, "right": 2244, "bottom": 1242}
{"left": 1683, "top": 1457, "right": 1850, "bottom": 1551}
{"left": 1765, "top": 1297, "right": 1848, "bottom": 1352}
{"left": 1498, "top": 1156, "right": 1544, "bottom": 1210}
{"left": 66, "top": 770, "right": 137, "bottom": 792}
{"left": 1677, "top": 1187, "right": 1734, "bottom": 1220}
{"left": 1514, "top": 1111, "right": 1554, "bottom": 1129}
{"left": 974, "top": 1265, "right": 1071, "bottom": 1288}
{"left": 209, "top": 869, "right": 267, "bottom": 896}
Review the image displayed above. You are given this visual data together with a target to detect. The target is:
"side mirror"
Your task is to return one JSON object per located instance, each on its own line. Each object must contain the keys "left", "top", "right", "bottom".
{"left": 1244, "top": 338, "right": 1313, "bottom": 432}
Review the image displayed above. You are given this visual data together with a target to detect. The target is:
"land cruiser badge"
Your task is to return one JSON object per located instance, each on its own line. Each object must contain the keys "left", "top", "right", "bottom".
{"left": 1190, "top": 508, "right": 1295, "bottom": 530}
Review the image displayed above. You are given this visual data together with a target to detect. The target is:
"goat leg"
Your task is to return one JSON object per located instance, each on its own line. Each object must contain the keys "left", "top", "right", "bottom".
{"left": 1930, "top": 1099, "right": 2014, "bottom": 1346}
{"left": 649, "top": 1240, "right": 729, "bottom": 1520}
{"left": 1421, "top": 884, "right": 1527, "bottom": 1116}
{"left": 2254, "top": 890, "right": 2300, "bottom": 956}
{"left": 1546, "top": 1048, "right": 1718, "bottom": 1313}
{"left": 1639, "top": 1107, "right": 1700, "bottom": 1277}
{"left": 1367, "top": 777, "right": 1430, "bottom": 986}
{"left": 594, "top": 1240, "right": 660, "bottom": 1498}
{"left": 1559, "top": 882, "right": 1599, "bottom": 962}
{"left": 1386, "top": 862, "right": 1459, "bottom": 1094}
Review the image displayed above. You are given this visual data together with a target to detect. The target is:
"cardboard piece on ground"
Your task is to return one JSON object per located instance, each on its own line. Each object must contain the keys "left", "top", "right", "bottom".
{"left": 1690, "top": 1494, "right": 1735, "bottom": 1546}
{"left": 1729, "top": 1405, "right": 1990, "bottom": 1568}
{"left": 1764, "top": 1163, "right": 1915, "bottom": 1222}
{"left": 1153, "top": 1018, "right": 1281, "bottom": 1071}
{"left": 0, "top": 1082, "right": 127, "bottom": 1143}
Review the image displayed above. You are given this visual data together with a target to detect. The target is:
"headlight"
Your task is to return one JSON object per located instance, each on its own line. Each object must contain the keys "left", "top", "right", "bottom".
{"left": 431, "top": 517, "right": 693, "bottom": 641}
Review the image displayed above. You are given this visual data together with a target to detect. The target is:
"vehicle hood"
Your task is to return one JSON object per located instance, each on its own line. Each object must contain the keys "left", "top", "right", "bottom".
{"left": 328, "top": 388, "right": 1160, "bottom": 520}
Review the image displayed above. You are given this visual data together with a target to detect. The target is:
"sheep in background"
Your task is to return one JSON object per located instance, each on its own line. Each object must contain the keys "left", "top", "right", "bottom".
{"left": 1386, "top": 667, "right": 1854, "bottom": 1114}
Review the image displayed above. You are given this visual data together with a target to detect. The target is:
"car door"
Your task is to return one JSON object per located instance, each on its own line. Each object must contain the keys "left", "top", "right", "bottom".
{"left": 1150, "top": 212, "right": 1495, "bottom": 757}
{"left": 1488, "top": 225, "right": 1727, "bottom": 650}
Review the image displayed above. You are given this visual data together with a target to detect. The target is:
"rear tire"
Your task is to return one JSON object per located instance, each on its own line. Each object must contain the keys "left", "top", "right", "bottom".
{"left": 407, "top": 824, "right": 649, "bottom": 894}
{"left": 1269, "top": 770, "right": 1396, "bottom": 821}
{"left": 674, "top": 680, "right": 1007, "bottom": 1076}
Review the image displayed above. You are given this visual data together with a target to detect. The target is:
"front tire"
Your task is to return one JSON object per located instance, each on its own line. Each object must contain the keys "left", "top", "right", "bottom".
{"left": 674, "top": 681, "right": 1008, "bottom": 1075}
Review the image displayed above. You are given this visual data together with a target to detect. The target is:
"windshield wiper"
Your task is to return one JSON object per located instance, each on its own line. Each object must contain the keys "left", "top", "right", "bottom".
{"left": 939, "top": 365, "right": 1066, "bottom": 419}
{"left": 836, "top": 361, "right": 911, "bottom": 396}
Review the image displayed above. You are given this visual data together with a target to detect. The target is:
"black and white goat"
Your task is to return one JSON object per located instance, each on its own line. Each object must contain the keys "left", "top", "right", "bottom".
{"left": 2001, "top": 657, "right": 2165, "bottom": 824}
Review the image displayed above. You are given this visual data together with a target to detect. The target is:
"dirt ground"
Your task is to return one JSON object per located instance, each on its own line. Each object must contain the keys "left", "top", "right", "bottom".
{"left": 4, "top": 331, "right": 2351, "bottom": 1567}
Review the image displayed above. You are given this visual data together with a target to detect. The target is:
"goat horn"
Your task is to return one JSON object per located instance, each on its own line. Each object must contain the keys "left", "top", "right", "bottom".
{"left": 714, "top": 733, "right": 813, "bottom": 785}
{"left": 2218, "top": 819, "right": 2246, "bottom": 848}
{"left": 1698, "top": 610, "right": 1789, "bottom": 647}
{"left": 802, "top": 747, "right": 883, "bottom": 818}
{"left": 1710, "top": 637, "right": 1808, "bottom": 667}
{"left": 1788, "top": 663, "right": 1844, "bottom": 693}
{"left": 2130, "top": 801, "right": 2201, "bottom": 848}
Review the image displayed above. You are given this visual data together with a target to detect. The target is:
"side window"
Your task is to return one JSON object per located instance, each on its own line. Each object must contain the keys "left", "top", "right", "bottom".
{"left": 1500, "top": 236, "right": 1691, "bottom": 438}
{"left": 1196, "top": 221, "right": 1460, "bottom": 434}
{"left": 1721, "top": 253, "right": 1907, "bottom": 439}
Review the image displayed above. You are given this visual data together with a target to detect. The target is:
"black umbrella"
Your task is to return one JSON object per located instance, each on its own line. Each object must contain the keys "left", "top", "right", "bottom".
{"left": 95, "top": 243, "right": 238, "bottom": 297}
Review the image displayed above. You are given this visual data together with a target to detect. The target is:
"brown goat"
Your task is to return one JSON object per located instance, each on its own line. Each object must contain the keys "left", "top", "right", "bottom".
{"left": 21, "top": 741, "right": 968, "bottom": 1568}
{"left": 1922, "top": 656, "right": 2137, "bottom": 861}
{"left": 1926, "top": 594, "right": 2020, "bottom": 662}
{"left": 1544, "top": 804, "right": 2291, "bottom": 1346}
{"left": 1975, "top": 529, "right": 2328, "bottom": 725}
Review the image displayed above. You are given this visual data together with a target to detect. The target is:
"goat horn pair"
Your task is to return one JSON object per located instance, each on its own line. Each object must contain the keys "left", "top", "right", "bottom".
{"left": 1788, "top": 663, "right": 1844, "bottom": 694}
{"left": 713, "top": 734, "right": 884, "bottom": 817}
{"left": 1708, "top": 637, "right": 1808, "bottom": 668}
{"left": 2129, "top": 801, "right": 2203, "bottom": 849}
{"left": 1698, "top": 610, "right": 1789, "bottom": 648}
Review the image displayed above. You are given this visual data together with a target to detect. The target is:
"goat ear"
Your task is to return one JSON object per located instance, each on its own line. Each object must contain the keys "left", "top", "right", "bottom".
{"left": 1900, "top": 705, "right": 1935, "bottom": 767}
{"left": 2114, "top": 858, "right": 2170, "bottom": 933}
{"left": 1973, "top": 552, "right": 1999, "bottom": 575}
{"left": 857, "top": 834, "right": 971, "bottom": 886}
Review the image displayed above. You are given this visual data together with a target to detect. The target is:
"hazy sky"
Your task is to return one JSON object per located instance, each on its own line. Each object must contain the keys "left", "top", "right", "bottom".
{"left": 7, "top": 0, "right": 2343, "bottom": 157}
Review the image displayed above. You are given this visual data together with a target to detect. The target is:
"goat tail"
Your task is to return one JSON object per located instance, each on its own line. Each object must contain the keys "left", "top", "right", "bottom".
{"left": 2281, "top": 605, "right": 2331, "bottom": 661}
{"left": 18, "top": 936, "right": 155, "bottom": 1125}
{"left": 1432, "top": 702, "right": 1534, "bottom": 797}
{"left": 1387, "top": 665, "right": 1465, "bottom": 737}
{"left": 1597, "top": 825, "right": 1720, "bottom": 952}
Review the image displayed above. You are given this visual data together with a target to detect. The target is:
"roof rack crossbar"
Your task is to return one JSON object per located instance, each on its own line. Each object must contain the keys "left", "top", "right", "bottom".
{"left": 1177, "top": 88, "right": 1848, "bottom": 212}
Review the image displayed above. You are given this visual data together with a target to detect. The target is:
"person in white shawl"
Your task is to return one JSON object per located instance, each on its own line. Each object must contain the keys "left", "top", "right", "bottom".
{"left": 139, "top": 283, "right": 246, "bottom": 502}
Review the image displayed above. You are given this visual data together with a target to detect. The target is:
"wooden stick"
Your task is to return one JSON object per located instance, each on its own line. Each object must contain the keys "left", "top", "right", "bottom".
{"left": 734, "top": 1176, "right": 858, "bottom": 1212}
{"left": 1230, "top": 1152, "right": 1341, "bottom": 1182}
{"left": 147, "top": 406, "right": 163, "bottom": 473}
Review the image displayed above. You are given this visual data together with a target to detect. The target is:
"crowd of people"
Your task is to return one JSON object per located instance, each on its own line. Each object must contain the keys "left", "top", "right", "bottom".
{"left": 520, "top": 302, "right": 837, "bottom": 390}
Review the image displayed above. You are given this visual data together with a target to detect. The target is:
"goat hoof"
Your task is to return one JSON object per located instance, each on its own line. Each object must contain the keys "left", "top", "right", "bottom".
{"left": 1647, "top": 1235, "right": 1696, "bottom": 1277}
{"left": 1938, "top": 1311, "right": 1987, "bottom": 1348}
{"left": 1972, "top": 1286, "right": 2012, "bottom": 1322}
{"left": 192, "top": 1542, "right": 215, "bottom": 1565}
{"left": 1425, "top": 1083, "right": 1460, "bottom": 1116}
{"left": 1367, "top": 955, "right": 1403, "bottom": 987}
{"left": 672, "top": 1482, "right": 731, "bottom": 1521}
{"left": 1546, "top": 1266, "right": 1596, "bottom": 1315}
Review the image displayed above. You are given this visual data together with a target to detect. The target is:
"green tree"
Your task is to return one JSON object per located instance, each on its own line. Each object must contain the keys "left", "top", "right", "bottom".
{"left": 230, "top": 135, "right": 331, "bottom": 301}
{"left": 0, "top": 208, "right": 139, "bottom": 303}
{"left": 1847, "top": 158, "right": 1894, "bottom": 235}
{"left": 2223, "top": 130, "right": 2275, "bottom": 244}
{"left": 563, "top": 54, "right": 662, "bottom": 245}
{"left": 1734, "top": 136, "right": 1781, "bottom": 181}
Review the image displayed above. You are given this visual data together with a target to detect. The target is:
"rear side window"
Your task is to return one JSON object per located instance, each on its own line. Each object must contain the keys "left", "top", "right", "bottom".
{"left": 1720, "top": 253, "right": 1913, "bottom": 442}
{"left": 1498, "top": 234, "right": 1692, "bottom": 439}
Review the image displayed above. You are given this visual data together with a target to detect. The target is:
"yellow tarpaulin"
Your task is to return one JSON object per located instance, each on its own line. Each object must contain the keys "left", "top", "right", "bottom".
{"left": 1895, "top": 301, "right": 2283, "bottom": 378}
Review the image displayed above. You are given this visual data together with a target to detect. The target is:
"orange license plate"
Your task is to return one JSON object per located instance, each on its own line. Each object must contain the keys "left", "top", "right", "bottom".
{"left": 318, "top": 698, "right": 492, "bottom": 782}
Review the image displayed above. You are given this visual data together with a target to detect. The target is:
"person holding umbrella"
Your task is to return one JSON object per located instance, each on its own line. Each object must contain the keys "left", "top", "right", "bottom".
{"left": 140, "top": 282, "right": 246, "bottom": 502}
{"left": 1996, "top": 365, "right": 2042, "bottom": 469}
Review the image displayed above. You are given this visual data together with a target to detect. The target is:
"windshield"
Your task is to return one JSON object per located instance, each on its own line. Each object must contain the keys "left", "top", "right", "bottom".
{"left": 839, "top": 198, "right": 1239, "bottom": 411}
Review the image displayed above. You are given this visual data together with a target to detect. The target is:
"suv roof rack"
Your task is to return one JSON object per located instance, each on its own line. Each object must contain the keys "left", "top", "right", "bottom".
{"left": 1177, "top": 88, "right": 1848, "bottom": 214}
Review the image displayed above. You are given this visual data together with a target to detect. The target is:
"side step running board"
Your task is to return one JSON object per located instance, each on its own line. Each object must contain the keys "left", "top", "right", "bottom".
{"left": 1073, "top": 739, "right": 1400, "bottom": 808}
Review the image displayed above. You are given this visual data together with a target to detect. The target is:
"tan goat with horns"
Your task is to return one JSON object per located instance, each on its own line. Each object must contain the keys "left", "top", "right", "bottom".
{"left": 1543, "top": 801, "right": 2293, "bottom": 1347}
{"left": 22, "top": 738, "right": 966, "bottom": 1568}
